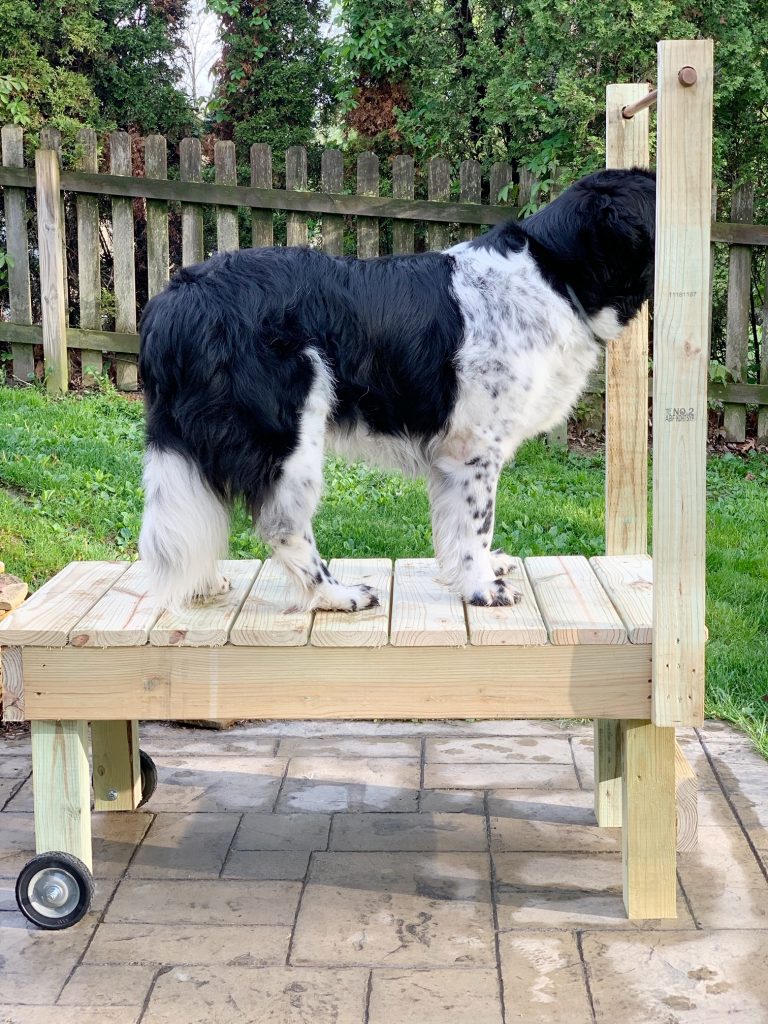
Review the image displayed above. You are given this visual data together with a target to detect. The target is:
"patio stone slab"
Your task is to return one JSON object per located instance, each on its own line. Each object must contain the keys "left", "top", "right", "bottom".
{"left": 582, "top": 930, "right": 768, "bottom": 1023}
{"left": 85, "top": 922, "right": 291, "bottom": 966}
{"left": 278, "top": 757, "right": 420, "bottom": 813}
{"left": 424, "top": 762, "right": 578, "bottom": 790}
{"left": 418, "top": 789, "right": 485, "bottom": 814}
{"left": 425, "top": 736, "right": 572, "bottom": 764}
{"left": 0, "top": 760, "right": 30, "bottom": 780}
{"left": 278, "top": 736, "right": 421, "bottom": 758}
{"left": 498, "top": 932, "right": 593, "bottom": 1023}
{"left": 57, "top": 965, "right": 156, "bottom": 1007}
{"left": 291, "top": 852, "right": 494, "bottom": 967}
{"left": 141, "top": 756, "right": 287, "bottom": 812}
{"left": 0, "top": 1010, "right": 139, "bottom": 1024}
{"left": 142, "top": 966, "right": 369, "bottom": 1024}
{"left": 488, "top": 788, "right": 597, "bottom": 823}
{"left": 105, "top": 879, "right": 301, "bottom": 926}
{"left": 677, "top": 825, "right": 768, "bottom": 928}
{"left": 490, "top": 817, "right": 620, "bottom": 852}
{"left": 222, "top": 850, "right": 310, "bottom": 879}
{"left": 330, "top": 812, "right": 488, "bottom": 851}
{"left": 368, "top": 968, "right": 502, "bottom": 1024}
{"left": 140, "top": 724, "right": 278, "bottom": 757}
{"left": 127, "top": 812, "right": 240, "bottom": 879}
{"left": 233, "top": 812, "right": 330, "bottom": 851}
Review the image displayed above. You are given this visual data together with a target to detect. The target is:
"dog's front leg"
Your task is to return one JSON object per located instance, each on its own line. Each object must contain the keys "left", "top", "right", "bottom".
{"left": 428, "top": 457, "right": 522, "bottom": 607}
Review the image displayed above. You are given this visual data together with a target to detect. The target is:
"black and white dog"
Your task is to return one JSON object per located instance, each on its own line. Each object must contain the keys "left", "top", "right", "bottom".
{"left": 138, "top": 168, "right": 655, "bottom": 610}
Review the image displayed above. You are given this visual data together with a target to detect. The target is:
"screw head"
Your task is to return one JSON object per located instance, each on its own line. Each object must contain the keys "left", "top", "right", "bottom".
{"left": 678, "top": 65, "right": 697, "bottom": 87}
{"left": 105, "top": 789, "right": 119, "bottom": 801}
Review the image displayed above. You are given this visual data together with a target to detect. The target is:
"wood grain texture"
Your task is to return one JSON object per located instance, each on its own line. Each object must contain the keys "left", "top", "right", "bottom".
{"left": 675, "top": 741, "right": 698, "bottom": 853}
{"left": 310, "top": 559, "right": 392, "bottom": 648}
{"left": 489, "top": 162, "right": 514, "bottom": 207}
{"left": 68, "top": 561, "right": 161, "bottom": 647}
{"left": 1, "top": 124, "right": 34, "bottom": 382}
{"left": 22, "top": 644, "right": 652, "bottom": 721}
{"left": 525, "top": 556, "right": 627, "bottom": 645}
{"left": 392, "top": 155, "right": 415, "bottom": 254}
{"left": 356, "top": 152, "right": 379, "bottom": 258}
{"left": 0, "top": 561, "right": 128, "bottom": 647}
{"left": 145, "top": 134, "right": 169, "bottom": 298}
{"left": 32, "top": 720, "right": 92, "bottom": 870}
{"left": 390, "top": 559, "right": 467, "bottom": 647}
{"left": 180, "top": 137, "right": 204, "bottom": 266}
{"left": 594, "top": 717, "right": 623, "bottom": 827}
{"left": 652, "top": 39, "right": 713, "bottom": 727}
{"left": 75, "top": 129, "right": 103, "bottom": 382}
{"left": 622, "top": 720, "right": 677, "bottom": 919}
{"left": 35, "top": 148, "right": 68, "bottom": 393}
{"left": 229, "top": 559, "right": 309, "bottom": 647}
{"left": 458, "top": 160, "right": 481, "bottom": 242}
{"left": 466, "top": 558, "right": 548, "bottom": 646}
{"left": 590, "top": 555, "right": 653, "bottom": 644}
{"left": 150, "top": 560, "right": 260, "bottom": 647}
{"left": 215, "top": 140, "right": 239, "bottom": 252}
{"left": 286, "top": 146, "right": 308, "bottom": 247}
{"left": 1, "top": 646, "right": 24, "bottom": 722}
{"left": 605, "top": 83, "right": 650, "bottom": 556}
{"left": 320, "top": 149, "right": 343, "bottom": 256}
{"left": 91, "top": 720, "right": 141, "bottom": 812}
{"left": 723, "top": 183, "right": 753, "bottom": 441}
{"left": 110, "top": 132, "right": 138, "bottom": 391}
{"left": 250, "top": 143, "right": 273, "bottom": 248}
{"left": 427, "top": 157, "right": 451, "bottom": 251}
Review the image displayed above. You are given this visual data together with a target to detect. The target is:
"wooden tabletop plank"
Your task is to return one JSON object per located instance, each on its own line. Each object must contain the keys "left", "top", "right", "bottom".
{"left": 0, "top": 561, "right": 129, "bottom": 646}
{"left": 390, "top": 558, "right": 467, "bottom": 647}
{"left": 150, "top": 560, "right": 260, "bottom": 647}
{"left": 229, "top": 559, "right": 311, "bottom": 646}
{"left": 524, "top": 556, "right": 627, "bottom": 645}
{"left": 68, "top": 561, "right": 161, "bottom": 647}
{"left": 466, "top": 558, "right": 548, "bottom": 646}
{"left": 590, "top": 555, "right": 653, "bottom": 645}
{"left": 310, "top": 559, "right": 392, "bottom": 647}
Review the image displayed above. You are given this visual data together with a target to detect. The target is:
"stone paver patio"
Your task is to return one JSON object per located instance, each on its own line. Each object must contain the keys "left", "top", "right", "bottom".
{"left": 1, "top": 718, "right": 768, "bottom": 1023}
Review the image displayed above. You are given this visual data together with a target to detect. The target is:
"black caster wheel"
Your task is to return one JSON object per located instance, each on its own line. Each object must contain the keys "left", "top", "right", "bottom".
{"left": 16, "top": 852, "right": 94, "bottom": 930}
{"left": 137, "top": 749, "right": 158, "bottom": 808}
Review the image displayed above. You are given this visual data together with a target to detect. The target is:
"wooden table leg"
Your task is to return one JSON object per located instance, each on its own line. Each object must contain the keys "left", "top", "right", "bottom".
{"left": 31, "top": 720, "right": 92, "bottom": 872}
{"left": 91, "top": 721, "right": 142, "bottom": 811}
{"left": 594, "top": 719, "right": 623, "bottom": 826}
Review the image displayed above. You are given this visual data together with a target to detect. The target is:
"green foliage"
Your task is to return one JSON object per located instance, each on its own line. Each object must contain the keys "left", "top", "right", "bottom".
{"left": 0, "top": 249, "right": 12, "bottom": 295}
{"left": 0, "top": 1, "right": 195, "bottom": 147}
{"left": 207, "top": 0, "right": 331, "bottom": 156}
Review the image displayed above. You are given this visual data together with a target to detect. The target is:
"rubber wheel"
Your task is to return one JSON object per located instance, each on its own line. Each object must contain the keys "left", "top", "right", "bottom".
{"left": 138, "top": 749, "right": 158, "bottom": 808}
{"left": 16, "top": 852, "right": 94, "bottom": 930}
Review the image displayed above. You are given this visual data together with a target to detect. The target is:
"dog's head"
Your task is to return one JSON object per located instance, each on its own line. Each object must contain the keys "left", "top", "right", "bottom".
{"left": 523, "top": 168, "right": 656, "bottom": 340}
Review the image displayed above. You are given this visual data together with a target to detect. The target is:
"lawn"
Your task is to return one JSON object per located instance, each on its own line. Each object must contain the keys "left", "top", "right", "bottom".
{"left": 1, "top": 384, "right": 767, "bottom": 754}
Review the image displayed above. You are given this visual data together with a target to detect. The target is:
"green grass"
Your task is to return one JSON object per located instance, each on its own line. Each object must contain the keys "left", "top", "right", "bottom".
{"left": 2, "top": 385, "right": 767, "bottom": 755}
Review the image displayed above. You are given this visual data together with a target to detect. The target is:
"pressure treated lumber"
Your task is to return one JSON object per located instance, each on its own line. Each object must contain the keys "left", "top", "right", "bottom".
{"left": 68, "top": 561, "right": 161, "bottom": 647}
{"left": 150, "top": 560, "right": 260, "bottom": 647}
{"left": 35, "top": 149, "right": 68, "bottom": 394}
{"left": 229, "top": 559, "right": 309, "bottom": 646}
{"left": 310, "top": 559, "right": 392, "bottom": 647}
{"left": 465, "top": 558, "right": 548, "bottom": 646}
{"left": 594, "top": 718, "right": 623, "bottom": 828}
{"left": 21, "top": 643, "right": 652, "bottom": 721}
{"left": 525, "top": 556, "right": 627, "bottom": 644}
{"left": 31, "top": 720, "right": 92, "bottom": 871}
{"left": 0, "top": 646, "right": 24, "bottom": 722}
{"left": 0, "top": 573, "right": 27, "bottom": 611}
{"left": 390, "top": 559, "right": 467, "bottom": 647}
{"left": 652, "top": 39, "right": 712, "bottom": 726}
{"left": 590, "top": 555, "right": 653, "bottom": 644}
{"left": 91, "top": 721, "right": 141, "bottom": 812}
{"left": 675, "top": 742, "right": 698, "bottom": 852}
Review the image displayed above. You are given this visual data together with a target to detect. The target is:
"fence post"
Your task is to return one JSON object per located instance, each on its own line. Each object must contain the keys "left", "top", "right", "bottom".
{"left": 1, "top": 125, "right": 35, "bottom": 383}
{"left": 251, "top": 143, "right": 273, "bottom": 249}
{"left": 723, "top": 183, "right": 753, "bottom": 441}
{"left": 760, "top": 260, "right": 768, "bottom": 444}
{"left": 76, "top": 128, "right": 103, "bottom": 383}
{"left": 286, "top": 146, "right": 308, "bottom": 247}
{"left": 180, "top": 138, "right": 204, "bottom": 266}
{"left": 321, "top": 149, "right": 344, "bottom": 256}
{"left": 110, "top": 131, "right": 138, "bottom": 391}
{"left": 215, "top": 140, "right": 239, "bottom": 252}
{"left": 145, "top": 134, "right": 169, "bottom": 297}
{"left": 35, "top": 149, "right": 68, "bottom": 394}
{"left": 458, "top": 160, "right": 481, "bottom": 242}
{"left": 357, "top": 153, "right": 379, "bottom": 258}
{"left": 427, "top": 157, "right": 451, "bottom": 251}
{"left": 392, "top": 156, "right": 415, "bottom": 254}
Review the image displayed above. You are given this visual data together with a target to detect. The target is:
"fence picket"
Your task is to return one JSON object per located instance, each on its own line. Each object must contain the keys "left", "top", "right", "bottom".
{"left": 110, "top": 131, "right": 138, "bottom": 391}
{"left": 35, "top": 150, "right": 68, "bottom": 393}
{"left": 391, "top": 155, "right": 415, "bottom": 254}
{"left": 40, "top": 127, "right": 68, "bottom": 344}
{"left": 321, "top": 149, "right": 343, "bottom": 256}
{"left": 427, "top": 157, "right": 451, "bottom": 251}
{"left": 76, "top": 129, "right": 102, "bottom": 383}
{"left": 356, "top": 153, "right": 379, "bottom": 258}
{"left": 458, "top": 160, "right": 481, "bottom": 242}
{"left": 250, "top": 143, "right": 273, "bottom": 248}
{"left": 760, "top": 259, "right": 768, "bottom": 444}
{"left": 723, "top": 183, "right": 753, "bottom": 442}
{"left": 490, "top": 161, "right": 514, "bottom": 208}
{"left": 145, "top": 135, "right": 169, "bottom": 299}
{"left": 286, "top": 146, "right": 308, "bottom": 247}
{"left": 1, "top": 124, "right": 34, "bottom": 382}
{"left": 215, "top": 141, "right": 239, "bottom": 252}
{"left": 180, "top": 138, "right": 204, "bottom": 266}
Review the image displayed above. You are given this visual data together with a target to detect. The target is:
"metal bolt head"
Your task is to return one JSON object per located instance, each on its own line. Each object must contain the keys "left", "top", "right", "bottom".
{"left": 105, "top": 789, "right": 119, "bottom": 801}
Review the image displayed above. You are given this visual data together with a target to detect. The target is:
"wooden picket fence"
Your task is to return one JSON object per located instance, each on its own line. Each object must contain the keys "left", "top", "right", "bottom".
{"left": 0, "top": 124, "right": 767, "bottom": 441}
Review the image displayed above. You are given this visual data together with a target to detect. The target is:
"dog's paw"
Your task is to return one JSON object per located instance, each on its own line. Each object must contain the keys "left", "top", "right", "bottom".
{"left": 314, "top": 581, "right": 380, "bottom": 613}
{"left": 192, "top": 575, "right": 231, "bottom": 603}
{"left": 490, "top": 549, "right": 518, "bottom": 577}
{"left": 465, "top": 578, "right": 523, "bottom": 608}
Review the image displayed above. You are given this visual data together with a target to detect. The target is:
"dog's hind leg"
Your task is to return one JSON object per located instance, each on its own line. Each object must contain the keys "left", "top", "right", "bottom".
{"left": 258, "top": 356, "right": 379, "bottom": 613}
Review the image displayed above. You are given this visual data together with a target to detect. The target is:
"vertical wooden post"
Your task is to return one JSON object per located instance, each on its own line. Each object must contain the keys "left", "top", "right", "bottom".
{"left": 489, "top": 162, "right": 514, "bottom": 209}
{"left": 392, "top": 155, "right": 415, "bottom": 255}
{"left": 723, "top": 183, "right": 753, "bottom": 441}
{"left": 321, "top": 149, "right": 344, "bottom": 256}
{"left": 594, "top": 83, "right": 652, "bottom": 828}
{"left": 622, "top": 720, "right": 677, "bottom": 918}
{"left": 92, "top": 721, "right": 141, "bottom": 812}
{"left": 32, "top": 720, "right": 92, "bottom": 872}
{"left": 35, "top": 149, "right": 68, "bottom": 394}
{"left": 458, "top": 159, "right": 481, "bottom": 242}
{"left": 1, "top": 125, "right": 35, "bottom": 383}
{"left": 180, "top": 137, "right": 204, "bottom": 266}
{"left": 250, "top": 143, "right": 273, "bottom": 248}
{"left": 427, "top": 157, "right": 451, "bottom": 251}
{"left": 145, "top": 134, "right": 170, "bottom": 298}
{"left": 356, "top": 153, "right": 379, "bottom": 259}
{"left": 286, "top": 146, "right": 309, "bottom": 247}
{"left": 215, "top": 140, "right": 239, "bottom": 252}
{"left": 110, "top": 131, "right": 138, "bottom": 391}
{"left": 760, "top": 258, "right": 768, "bottom": 444}
{"left": 652, "top": 38, "right": 712, "bottom": 727}
{"left": 76, "top": 128, "right": 103, "bottom": 383}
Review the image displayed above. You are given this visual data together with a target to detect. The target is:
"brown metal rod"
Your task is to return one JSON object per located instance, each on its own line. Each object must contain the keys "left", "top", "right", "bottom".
{"left": 622, "top": 89, "right": 658, "bottom": 119}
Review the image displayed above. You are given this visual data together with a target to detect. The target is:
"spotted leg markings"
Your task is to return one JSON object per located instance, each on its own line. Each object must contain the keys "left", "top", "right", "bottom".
{"left": 490, "top": 549, "right": 518, "bottom": 578}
